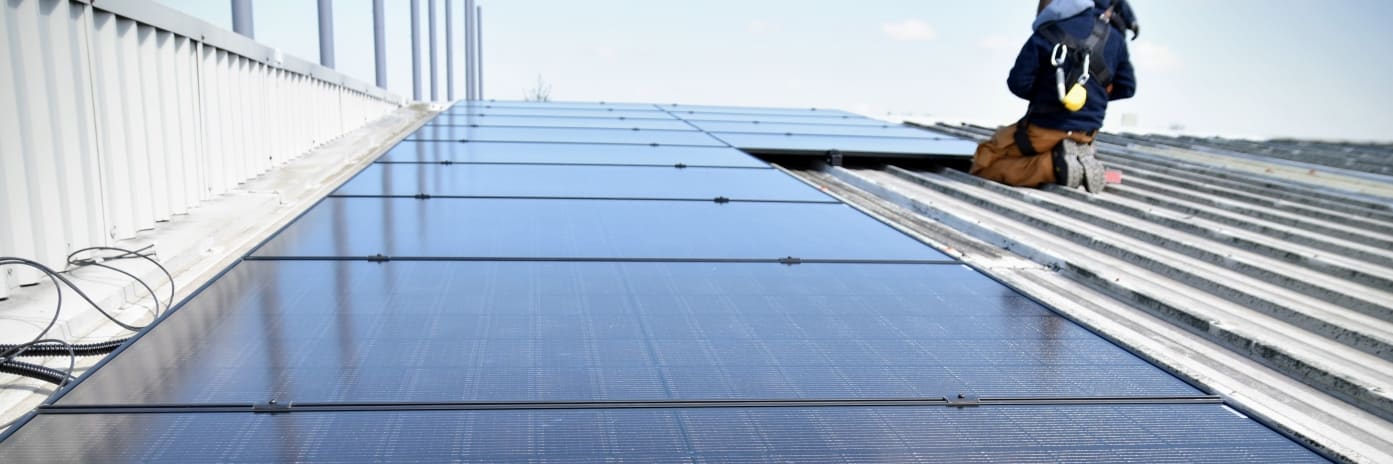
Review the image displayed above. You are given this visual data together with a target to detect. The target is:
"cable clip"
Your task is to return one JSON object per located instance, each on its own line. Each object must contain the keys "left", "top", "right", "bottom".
{"left": 713, "top": 196, "right": 731, "bottom": 204}
{"left": 413, "top": 193, "right": 432, "bottom": 200}
{"left": 440, "top": 160, "right": 455, "bottom": 165}
{"left": 674, "top": 163, "right": 688, "bottom": 169}
{"left": 777, "top": 256, "right": 803, "bottom": 265}
{"left": 366, "top": 254, "right": 391, "bottom": 263}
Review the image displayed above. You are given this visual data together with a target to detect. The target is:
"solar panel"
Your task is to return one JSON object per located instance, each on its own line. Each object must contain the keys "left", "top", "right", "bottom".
{"left": 711, "top": 132, "right": 979, "bottom": 157}
{"left": 333, "top": 164, "right": 834, "bottom": 202}
{"left": 375, "top": 141, "right": 769, "bottom": 168}
{"left": 54, "top": 261, "right": 1195, "bottom": 405}
{"left": 442, "top": 107, "right": 672, "bottom": 120}
{"left": 249, "top": 198, "right": 952, "bottom": 260}
{"left": 687, "top": 120, "right": 949, "bottom": 139}
{"left": 456, "top": 101, "right": 664, "bottom": 111}
{"left": 426, "top": 115, "right": 697, "bottom": 131}
{"left": 675, "top": 112, "right": 892, "bottom": 125}
{"left": 408, "top": 126, "right": 727, "bottom": 146}
{"left": 0, "top": 101, "right": 1322, "bottom": 462}
{"left": 660, "top": 104, "right": 861, "bottom": 118}
{"left": 0, "top": 405, "right": 1322, "bottom": 463}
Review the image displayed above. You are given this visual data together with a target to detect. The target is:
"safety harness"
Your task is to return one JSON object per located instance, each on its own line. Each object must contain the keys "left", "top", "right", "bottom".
{"left": 1015, "top": 11, "right": 1114, "bottom": 157}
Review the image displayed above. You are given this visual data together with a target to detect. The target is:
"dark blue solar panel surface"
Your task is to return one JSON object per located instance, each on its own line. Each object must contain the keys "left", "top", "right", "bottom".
{"left": 333, "top": 164, "right": 833, "bottom": 201}
{"left": 442, "top": 107, "right": 672, "bottom": 120}
{"left": 55, "top": 261, "right": 1197, "bottom": 405}
{"left": 427, "top": 115, "right": 696, "bottom": 130}
{"left": 680, "top": 112, "right": 892, "bottom": 125}
{"left": 661, "top": 104, "right": 861, "bottom": 118}
{"left": 0, "top": 101, "right": 1320, "bottom": 462}
{"left": 250, "top": 198, "right": 951, "bottom": 260}
{"left": 0, "top": 405, "right": 1323, "bottom": 463}
{"left": 712, "top": 131, "right": 980, "bottom": 156}
{"left": 459, "top": 101, "right": 664, "bottom": 111}
{"left": 688, "top": 120, "right": 949, "bottom": 138}
{"left": 408, "top": 126, "right": 727, "bottom": 146}
{"left": 376, "top": 141, "right": 769, "bottom": 167}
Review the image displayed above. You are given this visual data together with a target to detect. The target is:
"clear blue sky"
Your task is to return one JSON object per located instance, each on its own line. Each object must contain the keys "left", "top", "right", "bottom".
{"left": 161, "top": 0, "right": 1393, "bottom": 141}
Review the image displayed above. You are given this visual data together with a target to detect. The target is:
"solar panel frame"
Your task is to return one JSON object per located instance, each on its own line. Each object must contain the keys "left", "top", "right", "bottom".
{"left": 331, "top": 163, "right": 836, "bottom": 202}
{"left": 375, "top": 141, "right": 770, "bottom": 168}
{"left": 0, "top": 405, "right": 1326, "bottom": 463}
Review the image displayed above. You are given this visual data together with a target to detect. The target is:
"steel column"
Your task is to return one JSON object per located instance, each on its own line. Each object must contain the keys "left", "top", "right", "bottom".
{"left": 445, "top": 0, "right": 453, "bottom": 100}
{"left": 410, "top": 0, "right": 422, "bottom": 100}
{"left": 476, "top": 5, "right": 483, "bottom": 99}
{"left": 316, "top": 0, "right": 334, "bottom": 68}
{"left": 463, "top": 0, "right": 475, "bottom": 101}
{"left": 372, "top": 0, "right": 386, "bottom": 88}
{"left": 428, "top": 0, "right": 437, "bottom": 101}
{"left": 230, "top": 0, "right": 253, "bottom": 38}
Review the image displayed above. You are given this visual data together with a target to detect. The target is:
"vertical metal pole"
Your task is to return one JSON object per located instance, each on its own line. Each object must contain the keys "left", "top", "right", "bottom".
{"left": 428, "top": 0, "right": 438, "bottom": 101}
{"left": 410, "top": 0, "right": 422, "bottom": 100}
{"left": 373, "top": 0, "right": 387, "bottom": 88}
{"left": 445, "top": 0, "right": 454, "bottom": 100}
{"left": 463, "top": 0, "right": 475, "bottom": 101}
{"left": 317, "top": 0, "right": 335, "bottom": 68}
{"left": 230, "top": 0, "right": 254, "bottom": 38}
{"left": 476, "top": 5, "right": 484, "bottom": 100}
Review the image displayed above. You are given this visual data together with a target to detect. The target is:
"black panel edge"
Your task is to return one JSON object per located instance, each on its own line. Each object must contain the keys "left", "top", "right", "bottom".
{"left": 371, "top": 161, "right": 773, "bottom": 170}
{"left": 741, "top": 147, "right": 974, "bottom": 160}
{"left": 408, "top": 139, "right": 728, "bottom": 148}
{"left": 422, "top": 123, "right": 702, "bottom": 133}
{"left": 239, "top": 256, "right": 961, "bottom": 265}
{"left": 325, "top": 194, "right": 839, "bottom": 205}
{"left": 37, "top": 395, "right": 1224, "bottom": 415}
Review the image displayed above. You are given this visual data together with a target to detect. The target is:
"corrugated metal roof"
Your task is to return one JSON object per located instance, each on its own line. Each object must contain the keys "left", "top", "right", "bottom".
{"left": 786, "top": 121, "right": 1393, "bottom": 463}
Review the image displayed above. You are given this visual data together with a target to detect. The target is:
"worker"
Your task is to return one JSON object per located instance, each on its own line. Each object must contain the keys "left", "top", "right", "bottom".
{"left": 970, "top": 0, "right": 1138, "bottom": 193}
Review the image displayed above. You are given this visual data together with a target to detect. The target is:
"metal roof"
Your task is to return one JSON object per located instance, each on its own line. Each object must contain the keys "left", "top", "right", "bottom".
{"left": 787, "top": 121, "right": 1393, "bottom": 463}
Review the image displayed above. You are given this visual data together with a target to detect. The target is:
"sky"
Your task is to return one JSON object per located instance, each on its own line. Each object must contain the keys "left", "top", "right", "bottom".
{"left": 160, "top": 0, "right": 1393, "bottom": 141}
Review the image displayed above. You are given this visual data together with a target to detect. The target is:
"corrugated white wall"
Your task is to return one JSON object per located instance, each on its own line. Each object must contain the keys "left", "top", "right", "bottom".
{"left": 1, "top": 0, "right": 404, "bottom": 297}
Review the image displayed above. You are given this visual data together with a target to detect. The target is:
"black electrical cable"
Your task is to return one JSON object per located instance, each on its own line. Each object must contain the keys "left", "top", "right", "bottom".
{"left": 0, "top": 258, "right": 65, "bottom": 360}
{"left": 0, "top": 339, "right": 125, "bottom": 357}
{"left": 65, "top": 245, "right": 175, "bottom": 320}
{"left": 0, "top": 338, "right": 77, "bottom": 386}
{"left": 0, "top": 258, "right": 145, "bottom": 332}
{"left": 0, "top": 361, "right": 69, "bottom": 386}
{"left": 0, "top": 250, "right": 169, "bottom": 431}
{"left": 0, "top": 247, "right": 171, "bottom": 405}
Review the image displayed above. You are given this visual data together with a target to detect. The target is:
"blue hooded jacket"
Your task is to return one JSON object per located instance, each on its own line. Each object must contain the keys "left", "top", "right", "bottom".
{"left": 1008, "top": 6, "right": 1136, "bottom": 132}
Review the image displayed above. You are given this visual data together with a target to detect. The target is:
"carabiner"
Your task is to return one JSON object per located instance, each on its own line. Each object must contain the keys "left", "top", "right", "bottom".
{"left": 1051, "top": 43, "right": 1068, "bottom": 67}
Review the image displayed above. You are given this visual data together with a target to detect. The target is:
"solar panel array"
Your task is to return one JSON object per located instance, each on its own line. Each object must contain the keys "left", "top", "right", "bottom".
{"left": 0, "top": 102, "right": 1324, "bottom": 462}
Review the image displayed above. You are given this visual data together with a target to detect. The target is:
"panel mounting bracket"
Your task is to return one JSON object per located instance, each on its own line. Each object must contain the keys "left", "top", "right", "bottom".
{"left": 825, "top": 149, "right": 844, "bottom": 167}
{"left": 945, "top": 394, "right": 980, "bottom": 407}
{"left": 252, "top": 399, "right": 292, "bottom": 413}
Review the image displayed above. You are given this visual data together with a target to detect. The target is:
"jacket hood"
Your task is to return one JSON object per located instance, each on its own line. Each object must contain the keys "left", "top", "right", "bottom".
{"left": 1032, "top": 0, "right": 1095, "bottom": 31}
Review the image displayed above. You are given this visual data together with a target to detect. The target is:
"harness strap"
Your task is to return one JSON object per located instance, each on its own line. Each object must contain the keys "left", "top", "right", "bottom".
{"left": 1014, "top": 117, "right": 1037, "bottom": 157}
{"left": 1039, "top": 19, "right": 1113, "bottom": 86}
